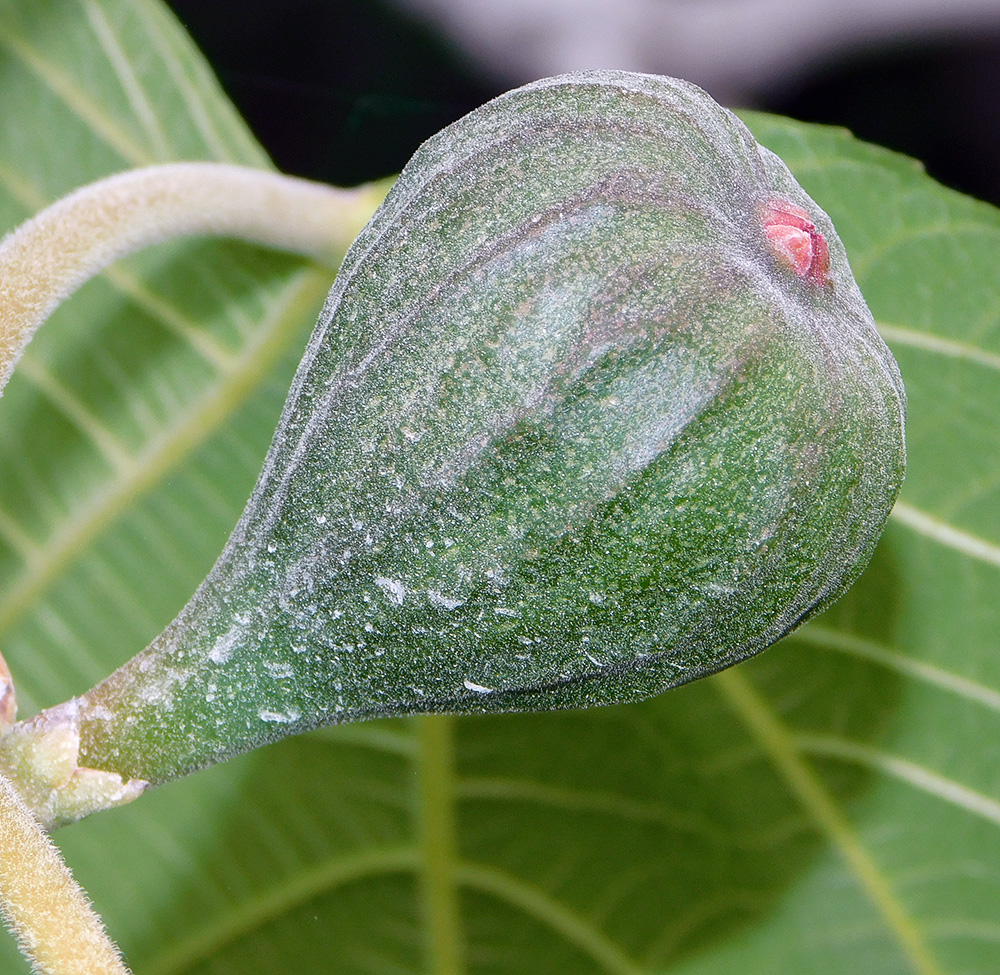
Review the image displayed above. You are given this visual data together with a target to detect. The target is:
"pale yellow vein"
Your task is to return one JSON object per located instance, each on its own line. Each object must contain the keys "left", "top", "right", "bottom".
{"left": 457, "top": 861, "right": 643, "bottom": 975}
{"left": 891, "top": 501, "right": 1000, "bottom": 569}
{"left": 144, "top": 845, "right": 421, "bottom": 975}
{"left": 13, "top": 352, "right": 131, "bottom": 472}
{"left": 82, "top": 546, "right": 162, "bottom": 642}
{"left": 879, "top": 321, "right": 1000, "bottom": 375}
{"left": 99, "top": 264, "right": 233, "bottom": 371}
{"left": 0, "top": 161, "right": 44, "bottom": 216}
{"left": 415, "top": 714, "right": 465, "bottom": 975}
{"left": 927, "top": 919, "right": 1000, "bottom": 944}
{"left": 795, "top": 624, "right": 1000, "bottom": 716}
{"left": 457, "top": 776, "right": 805, "bottom": 850}
{"left": 132, "top": 0, "right": 244, "bottom": 164}
{"left": 82, "top": 0, "right": 170, "bottom": 160}
{"left": 311, "top": 724, "right": 419, "bottom": 757}
{"left": 796, "top": 733, "right": 1000, "bottom": 829}
{"left": 640, "top": 888, "right": 768, "bottom": 969}
{"left": 0, "top": 507, "right": 40, "bottom": 563}
{"left": 0, "top": 30, "right": 152, "bottom": 166}
{"left": 0, "top": 267, "right": 328, "bottom": 637}
{"left": 853, "top": 220, "right": 1000, "bottom": 281}
{"left": 713, "top": 667, "right": 941, "bottom": 975}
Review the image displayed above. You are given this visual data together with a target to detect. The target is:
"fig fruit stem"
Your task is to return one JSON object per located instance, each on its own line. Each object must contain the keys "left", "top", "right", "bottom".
{"left": 0, "top": 162, "right": 388, "bottom": 974}
{"left": 0, "top": 771, "right": 131, "bottom": 975}
{"left": 0, "top": 162, "right": 389, "bottom": 396}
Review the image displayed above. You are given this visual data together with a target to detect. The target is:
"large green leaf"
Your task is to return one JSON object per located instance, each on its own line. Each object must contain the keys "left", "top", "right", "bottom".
{"left": 0, "top": 4, "right": 998, "bottom": 975}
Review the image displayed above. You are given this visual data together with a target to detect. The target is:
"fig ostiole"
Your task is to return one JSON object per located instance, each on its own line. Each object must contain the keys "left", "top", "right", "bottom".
{"left": 9, "top": 71, "right": 904, "bottom": 821}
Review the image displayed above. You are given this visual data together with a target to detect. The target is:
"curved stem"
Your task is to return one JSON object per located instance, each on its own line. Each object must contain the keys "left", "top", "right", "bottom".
{"left": 0, "top": 163, "right": 389, "bottom": 973}
{"left": 0, "top": 772, "right": 131, "bottom": 975}
{"left": 0, "top": 162, "right": 388, "bottom": 394}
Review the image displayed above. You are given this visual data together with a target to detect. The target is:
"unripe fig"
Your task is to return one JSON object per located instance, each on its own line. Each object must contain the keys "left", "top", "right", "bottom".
{"left": 34, "top": 70, "right": 903, "bottom": 800}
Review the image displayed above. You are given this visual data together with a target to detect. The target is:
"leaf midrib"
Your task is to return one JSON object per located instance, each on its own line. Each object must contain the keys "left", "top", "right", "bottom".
{"left": 416, "top": 714, "right": 465, "bottom": 975}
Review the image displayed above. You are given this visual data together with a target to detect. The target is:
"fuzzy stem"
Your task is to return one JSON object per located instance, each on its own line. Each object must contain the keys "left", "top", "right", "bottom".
{"left": 0, "top": 772, "right": 131, "bottom": 975}
{"left": 0, "top": 163, "right": 388, "bottom": 973}
{"left": 0, "top": 162, "right": 387, "bottom": 394}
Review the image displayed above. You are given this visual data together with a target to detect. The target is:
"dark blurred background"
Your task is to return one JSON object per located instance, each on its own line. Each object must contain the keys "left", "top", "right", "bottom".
{"left": 164, "top": 0, "right": 1000, "bottom": 206}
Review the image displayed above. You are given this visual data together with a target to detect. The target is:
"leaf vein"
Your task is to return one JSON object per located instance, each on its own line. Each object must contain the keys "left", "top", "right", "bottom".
{"left": 144, "top": 845, "right": 421, "bottom": 975}
{"left": 0, "top": 29, "right": 152, "bottom": 166}
{"left": 132, "top": 0, "right": 253, "bottom": 164}
{"left": 794, "top": 623, "right": 1000, "bottom": 716}
{"left": 415, "top": 714, "right": 465, "bottom": 975}
{"left": 0, "top": 268, "right": 328, "bottom": 636}
{"left": 878, "top": 321, "right": 1000, "bottom": 375}
{"left": 457, "top": 777, "right": 806, "bottom": 849}
{"left": 713, "top": 667, "right": 941, "bottom": 975}
{"left": 82, "top": 0, "right": 170, "bottom": 160}
{"left": 13, "top": 352, "right": 132, "bottom": 472}
{"left": 891, "top": 501, "right": 1000, "bottom": 569}
{"left": 796, "top": 733, "right": 1000, "bottom": 829}
{"left": 457, "top": 861, "right": 643, "bottom": 975}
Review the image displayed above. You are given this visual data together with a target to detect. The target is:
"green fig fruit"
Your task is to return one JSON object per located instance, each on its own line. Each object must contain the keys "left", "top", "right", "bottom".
{"left": 22, "top": 70, "right": 904, "bottom": 809}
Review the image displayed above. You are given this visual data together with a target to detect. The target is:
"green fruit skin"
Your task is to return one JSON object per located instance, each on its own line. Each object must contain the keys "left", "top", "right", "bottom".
{"left": 75, "top": 70, "right": 904, "bottom": 784}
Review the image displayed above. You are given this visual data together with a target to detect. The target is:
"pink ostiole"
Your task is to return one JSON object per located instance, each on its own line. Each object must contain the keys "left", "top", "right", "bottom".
{"left": 763, "top": 199, "right": 830, "bottom": 286}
